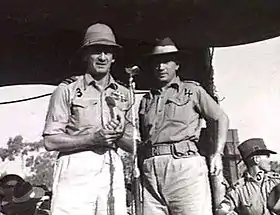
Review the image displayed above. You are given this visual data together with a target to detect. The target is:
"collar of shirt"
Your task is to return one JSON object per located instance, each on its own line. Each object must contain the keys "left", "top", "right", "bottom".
{"left": 244, "top": 170, "right": 265, "bottom": 183}
{"left": 83, "top": 73, "right": 118, "bottom": 91}
{"left": 150, "top": 76, "right": 181, "bottom": 96}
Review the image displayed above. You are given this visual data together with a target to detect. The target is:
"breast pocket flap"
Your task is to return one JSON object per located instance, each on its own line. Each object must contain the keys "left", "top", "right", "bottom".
{"left": 72, "top": 99, "right": 97, "bottom": 108}
{"left": 167, "top": 97, "right": 190, "bottom": 106}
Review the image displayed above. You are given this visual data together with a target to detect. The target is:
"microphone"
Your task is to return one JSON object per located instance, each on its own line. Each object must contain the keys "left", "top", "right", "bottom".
{"left": 125, "top": 65, "right": 140, "bottom": 76}
{"left": 105, "top": 96, "right": 116, "bottom": 119}
{"left": 105, "top": 96, "right": 120, "bottom": 121}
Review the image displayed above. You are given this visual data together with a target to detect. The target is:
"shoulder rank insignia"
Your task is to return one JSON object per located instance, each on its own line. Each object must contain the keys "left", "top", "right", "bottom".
{"left": 183, "top": 80, "right": 200, "bottom": 86}
{"left": 62, "top": 76, "right": 79, "bottom": 85}
{"left": 184, "top": 88, "right": 193, "bottom": 97}
{"left": 266, "top": 171, "right": 280, "bottom": 179}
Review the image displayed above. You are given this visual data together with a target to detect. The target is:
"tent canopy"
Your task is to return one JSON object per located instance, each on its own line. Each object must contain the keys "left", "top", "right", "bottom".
{"left": 1, "top": 0, "right": 280, "bottom": 86}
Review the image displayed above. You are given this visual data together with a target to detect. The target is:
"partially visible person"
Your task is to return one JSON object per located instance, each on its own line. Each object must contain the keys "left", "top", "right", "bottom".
{"left": 0, "top": 187, "right": 5, "bottom": 215}
{"left": 216, "top": 138, "right": 280, "bottom": 215}
{"left": 43, "top": 23, "right": 133, "bottom": 215}
{"left": 138, "top": 37, "right": 229, "bottom": 215}
{"left": 2, "top": 181, "right": 46, "bottom": 215}
{"left": 34, "top": 185, "right": 52, "bottom": 215}
{"left": 267, "top": 183, "right": 280, "bottom": 214}
{"left": 0, "top": 174, "right": 25, "bottom": 208}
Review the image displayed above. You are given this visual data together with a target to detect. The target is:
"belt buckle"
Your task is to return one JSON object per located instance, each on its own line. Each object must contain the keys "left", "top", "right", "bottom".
{"left": 152, "top": 146, "right": 160, "bottom": 156}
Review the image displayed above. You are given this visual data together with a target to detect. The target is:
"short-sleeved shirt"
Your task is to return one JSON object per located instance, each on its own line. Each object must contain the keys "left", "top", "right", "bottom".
{"left": 43, "top": 73, "right": 132, "bottom": 140}
{"left": 138, "top": 76, "right": 225, "bottom": 144}
{"left": 219, "top": 171, "right": 280, "bottom": 215}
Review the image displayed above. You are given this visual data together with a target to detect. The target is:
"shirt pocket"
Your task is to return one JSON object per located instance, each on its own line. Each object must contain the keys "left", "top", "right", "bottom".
{"left": 143, "top": 100, "right": 158, "bottom": 128}
{"left": 71, "top": 98, "right": 98, "bottom": 127}
{"left": 165, "top": 96, "right": 192, "bottom": 121}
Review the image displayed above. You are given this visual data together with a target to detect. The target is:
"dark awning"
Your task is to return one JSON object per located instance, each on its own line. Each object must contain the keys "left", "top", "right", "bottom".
{"left": 1, "top": 0, "right": 280, "bottom": 86}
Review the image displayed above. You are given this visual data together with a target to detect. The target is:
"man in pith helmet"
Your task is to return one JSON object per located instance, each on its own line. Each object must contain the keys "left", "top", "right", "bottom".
{"left": 43, "top": 23, "right": 134, "bottom": 215}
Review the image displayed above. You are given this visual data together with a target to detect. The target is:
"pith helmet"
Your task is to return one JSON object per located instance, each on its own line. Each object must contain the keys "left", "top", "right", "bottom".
{"left": 81, "top": 23, "right": 122, "bottom": 49}
{"left": 238, "top": 138, "right": 276, "bottom": 160}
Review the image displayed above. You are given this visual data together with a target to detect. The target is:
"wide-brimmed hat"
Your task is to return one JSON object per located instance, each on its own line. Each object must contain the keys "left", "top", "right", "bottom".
{"left": 267, "top": 184, "right": 280, "bottom": 214}
{"left": 0, "top": 174, "right": 25, "bottom": 187}
{"left": 2, "top": 181, "right": 46, "bottom": 215}
{"left": 0, "top": 174, "right": 25, "bottom": 202}
{"left": 238, "top": 138, "right": 276, "bottom": 160}
{"left": 12, "top": 181, "right": 45, "bottom": 203}
{"left": 81, "top": 23, "right": 122, "bottom": 49}
{"left": 147, "top": 37, "right": 180, "bottom": 57}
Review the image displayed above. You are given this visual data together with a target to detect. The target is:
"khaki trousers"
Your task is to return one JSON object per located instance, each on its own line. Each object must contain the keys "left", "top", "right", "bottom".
{"left": 51, "top": 150, "right": 127, "bottom": 215}
{"left": 142, "top": 155, "right": 212, "bottom": 215}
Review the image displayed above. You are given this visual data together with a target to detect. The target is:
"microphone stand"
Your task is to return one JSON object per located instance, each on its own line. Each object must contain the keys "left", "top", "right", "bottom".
{"left": 126, "top": 67, "right": 142, "bottom": 215}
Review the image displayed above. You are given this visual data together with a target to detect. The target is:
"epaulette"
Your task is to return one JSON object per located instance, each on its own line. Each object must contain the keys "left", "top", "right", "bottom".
{"left": 230, "top": 178, "right": 245, "bottom": 190}
{"left": 61, "top": 76, "right": 79, "bottom": 85}
{"left": 266, "top": 171, "right": 280, "bottom": 179}
{"left": 183, "top": 80, "right": 201, "bottom": 86}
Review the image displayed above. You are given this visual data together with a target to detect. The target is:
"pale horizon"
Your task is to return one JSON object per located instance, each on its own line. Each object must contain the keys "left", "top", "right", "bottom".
{"left": 214, "top": 36, "right": 280, "bottom": 155}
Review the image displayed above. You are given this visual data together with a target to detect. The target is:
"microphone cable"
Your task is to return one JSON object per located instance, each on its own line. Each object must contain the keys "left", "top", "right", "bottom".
{"left": 0, "top": 93, "right": 52, "bottom": 105}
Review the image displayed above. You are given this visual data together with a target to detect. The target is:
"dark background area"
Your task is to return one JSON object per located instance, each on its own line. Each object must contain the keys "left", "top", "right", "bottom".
{"left": 0, "top": 0, "right": 280, "bottom": 88}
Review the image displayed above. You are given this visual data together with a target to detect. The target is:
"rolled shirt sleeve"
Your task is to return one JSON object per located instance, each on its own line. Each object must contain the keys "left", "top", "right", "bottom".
{"left": 43, "top": 85, "right": 70, "bottom": 136}
{"left": 194, "top": 85, "right": 225, "bottom": 121}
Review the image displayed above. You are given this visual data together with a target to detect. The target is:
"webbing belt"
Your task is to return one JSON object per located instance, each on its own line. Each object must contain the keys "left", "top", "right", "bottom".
{"left": 140, "top": 140, "right": 199, "bottom": 159}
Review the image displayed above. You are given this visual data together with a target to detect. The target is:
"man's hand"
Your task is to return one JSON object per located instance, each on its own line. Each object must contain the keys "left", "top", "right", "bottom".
{"left": 210, "top": 153, "right": 223, "bottom": 176}
{"left": 215, "top": 203, "right": 238, "bottom": 215}
{"left": 216, "top": 209, "right": 237, "bottom": 215}
{"left": 94, "top": 128, "right": 122, "bottom": 147}
{"left": 105, "top": 117, "right": 124, "bottom": 133}
{"left": 93, "top": 117, "right": 124, "bottom": 147}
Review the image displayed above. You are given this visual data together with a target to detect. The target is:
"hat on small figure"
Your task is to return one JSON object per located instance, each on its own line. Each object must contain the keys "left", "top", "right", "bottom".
{"left": 2, "top": 181, "right": 46, "bottom": 215}
{"left": 238, "top": 138, "right": 276, "bottom": 160}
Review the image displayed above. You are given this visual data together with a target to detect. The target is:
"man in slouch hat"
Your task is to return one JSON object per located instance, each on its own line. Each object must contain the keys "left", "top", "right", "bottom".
{"left": 216, "top": 138, "right": 280, "bottom": 215}
{"left": 138, "top": 37, "right": 229, "bottom": 215}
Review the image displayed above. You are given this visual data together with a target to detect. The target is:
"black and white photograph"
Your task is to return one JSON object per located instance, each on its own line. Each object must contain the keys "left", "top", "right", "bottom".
{"left": 0, "top": 1, "right": 280, "bottom": 214}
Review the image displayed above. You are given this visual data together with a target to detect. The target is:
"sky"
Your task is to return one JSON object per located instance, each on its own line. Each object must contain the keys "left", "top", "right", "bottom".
{"left": 0, "top": 85, "right": 55, "bottom": 146}
{"left": 0, "top": 36, "right": 280, "bottom": 162}
{"left": 213, "top": 36, "right": 280, "bottom": 154}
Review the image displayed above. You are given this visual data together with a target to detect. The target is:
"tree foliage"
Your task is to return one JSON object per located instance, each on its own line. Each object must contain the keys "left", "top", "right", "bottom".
{"left": 25, "top": 152, "right": 57, "bottom": 189}
{"left": 0, "top": 135, "right": 57, "bottom": 190}
{"left": 270, "top": 160, "right": 280, "bottom": 173}
{"left": 0, "top": 135, "right": 139, "bottom": 190}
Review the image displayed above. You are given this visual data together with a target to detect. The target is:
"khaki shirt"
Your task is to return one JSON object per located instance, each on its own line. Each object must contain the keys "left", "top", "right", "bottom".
{"left": 218, "top": 171, "right": 280, "bottom": 215}
{"left": 139, "top": 76, "right": 225, "bottom": 144}
{"left": 43, "top": 73, "right": 133, "bottom": 144}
